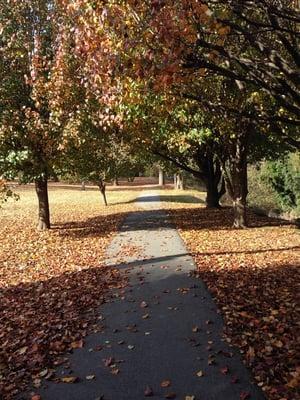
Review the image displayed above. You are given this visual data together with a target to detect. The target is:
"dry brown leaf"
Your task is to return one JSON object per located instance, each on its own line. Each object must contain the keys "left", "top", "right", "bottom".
{"left": 61, "top": 376, "right": 79, "bottom": 384}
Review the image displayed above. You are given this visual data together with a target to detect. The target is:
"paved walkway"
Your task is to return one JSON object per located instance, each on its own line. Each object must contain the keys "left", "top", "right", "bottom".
{"left": 38, "top": 193, "right": 264, "bottom": 400}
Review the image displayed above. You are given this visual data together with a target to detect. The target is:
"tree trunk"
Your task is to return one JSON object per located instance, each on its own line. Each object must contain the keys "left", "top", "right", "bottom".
{"left": 174, "top": 173, "right": 185, "bottom": 190}
{"left": 81, "top": 181, "right": 86, "bottom": 191}
{"left": 221, "top": 133, "right": 249, "bottom": 228}
{"left": 35, "top": 177, "right": 50, "bottom": 230}
{"left": 232, "top": 197, "right": 247, "bottom": 228}
{"left": 98, "top": 180, "right": 107, "bottom": 206}
{"left": 205, "top": 178, "right": 221, "bottom": 208}
{"left": 113, "top": 177, "right": 119, "bottom": 186}
{"left": 231, "top": 160, "right": 248, "bottom": 228}
{"left": 197, "top": 155, "right": 224, "bottom": 208}
{"left": 158, "top": 167, "right": 165, "bottom": 186}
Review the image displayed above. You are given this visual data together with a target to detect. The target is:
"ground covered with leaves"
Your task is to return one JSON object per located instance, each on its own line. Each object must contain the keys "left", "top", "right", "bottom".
{"left": 0, "top": 186, "right": 138, "bottom": 399}
{"left": 168, "top": 197, "right": 300, "bottom": 400}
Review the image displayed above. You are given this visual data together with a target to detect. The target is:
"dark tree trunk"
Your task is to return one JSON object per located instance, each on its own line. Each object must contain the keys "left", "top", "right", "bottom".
{"left": 158, "top": 167, "right": 165, "bottom": 186}
{"left": 222, "top": 134, "right": 249, "bottom": 228}
{"left": 98, "top": 179, "right": 107, "bottom": 206}
{"left": 205, "top": 178, "right": 221, "bottom": 208}
{"left": 35, "top": 177, "right": 50, "bottom": 230}
{"left": 198, "top": 155, "right": 224, "bottom": 209}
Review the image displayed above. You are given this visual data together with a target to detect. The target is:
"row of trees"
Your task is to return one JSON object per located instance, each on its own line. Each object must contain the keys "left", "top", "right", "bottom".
{"left": 0, "top": 0, "right": 299, "bottom": 228}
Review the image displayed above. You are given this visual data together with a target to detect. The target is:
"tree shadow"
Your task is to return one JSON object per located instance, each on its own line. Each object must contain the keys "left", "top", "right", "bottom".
{"left": 52, "top": 206, "right": 296, "bottom": 240}
{"left": 118, "top": 194, "right": 205, "bottom": 205}
{"left": 169, "top": 206, "right": 294, "bottom": 230}
{"left": 52, "top": 213, "right": 125, "bottom": 238}
{"left": 192, "top": 246, "right": 300, "bottom": 257}
{"left": 135, "top": 194, "right": 205, "bottom": 204}
{"left": 1, "top": 254, "right": 298, "bottom": 400}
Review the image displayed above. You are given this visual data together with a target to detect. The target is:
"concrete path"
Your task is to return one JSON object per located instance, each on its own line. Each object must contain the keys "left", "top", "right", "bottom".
{"left": 38, "top": 193, "right": 264, "bottom": 400}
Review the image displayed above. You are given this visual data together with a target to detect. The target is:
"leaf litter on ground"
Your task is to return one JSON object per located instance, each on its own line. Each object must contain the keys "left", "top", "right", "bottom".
{"left": 169, "top": 204, "right": 300, "bottom": 400}
{"left": 0, "top": 187, "right": 138, "bottom": 399}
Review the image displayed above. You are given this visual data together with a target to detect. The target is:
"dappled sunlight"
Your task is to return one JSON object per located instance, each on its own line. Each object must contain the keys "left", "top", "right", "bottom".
{"left": 0, "top": 187, "right": 138, "bottom": 287}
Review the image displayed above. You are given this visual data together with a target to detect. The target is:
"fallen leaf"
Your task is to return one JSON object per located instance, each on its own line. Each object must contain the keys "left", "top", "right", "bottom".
{"left": 240, "top": 392, "right": 250, "bottom": 400}
{"left": 18, "top": 346, "right": 28, "bottom": 355}
{"left": 196, "top": 370, "right": 204, "bottom": 377}
{"left": 161, "top": 380, "right": 171, "bottom": 387}
{"left": 39, "top": 369, "right": 49, "bottom": 378}
{"left": 86, "top": 375, "right": 95, "bottom": 380}
{"left": 144, "top": 386, "right": 154, "bottom": 397}
{"left": 111, "top": 368, "right": 119, "bottom": 375}
{"left": 61, "top": 376, "right": 79, "bottom": 383}
{"left": 165, "top": 393, "right": 176, "bottom": 399}
{"left": 103, "top": 357, "right": 114, "bottom": 367}
{"left": 220, "top": 366, "right": 229, "bottom": 375}
{"left": 71, "top": 339, "right": 84, "bottom": 349}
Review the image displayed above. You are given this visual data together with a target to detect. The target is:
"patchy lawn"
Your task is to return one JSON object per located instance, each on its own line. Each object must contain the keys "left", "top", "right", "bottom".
{"left": 166, "top": 192, "right": 299, "bottom": 400}
{"left": 0, "top": 186, "right": 138, "bottom": 399}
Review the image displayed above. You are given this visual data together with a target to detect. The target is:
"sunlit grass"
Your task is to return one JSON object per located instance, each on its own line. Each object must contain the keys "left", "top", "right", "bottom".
{"left": 1, "top": 185, "right": 139, "bottom": 224}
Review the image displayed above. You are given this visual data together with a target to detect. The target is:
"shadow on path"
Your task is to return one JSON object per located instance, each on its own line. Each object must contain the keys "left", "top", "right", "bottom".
{"left": 34, "top": 196, "right": 266, "bottom": 400}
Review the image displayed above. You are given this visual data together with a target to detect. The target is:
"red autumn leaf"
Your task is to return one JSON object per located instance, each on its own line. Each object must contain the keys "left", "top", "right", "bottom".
{"left": 144, "top": 386, "right": 154, "bottom": 397}
{"left": 240, "top": 392, "right": 251, "bottom": 400}
{"left": 103, "top": 357, "right": 114, "bottom": 367}
{"left": 31, "top": 395, "right": 41, "bottom": 400}
{"left": 220, "top": 366, "right": 229, "bottom": 375}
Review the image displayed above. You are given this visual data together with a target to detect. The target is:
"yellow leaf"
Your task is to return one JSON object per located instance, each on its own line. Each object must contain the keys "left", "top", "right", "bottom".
{"left": 61, "top": 376, "right": 79, "bottom": 383}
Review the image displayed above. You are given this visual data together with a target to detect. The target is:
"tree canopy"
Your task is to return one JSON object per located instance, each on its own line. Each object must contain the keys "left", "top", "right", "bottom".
{"left": 0, "top": 0, "right": 299, "bottom": 228}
